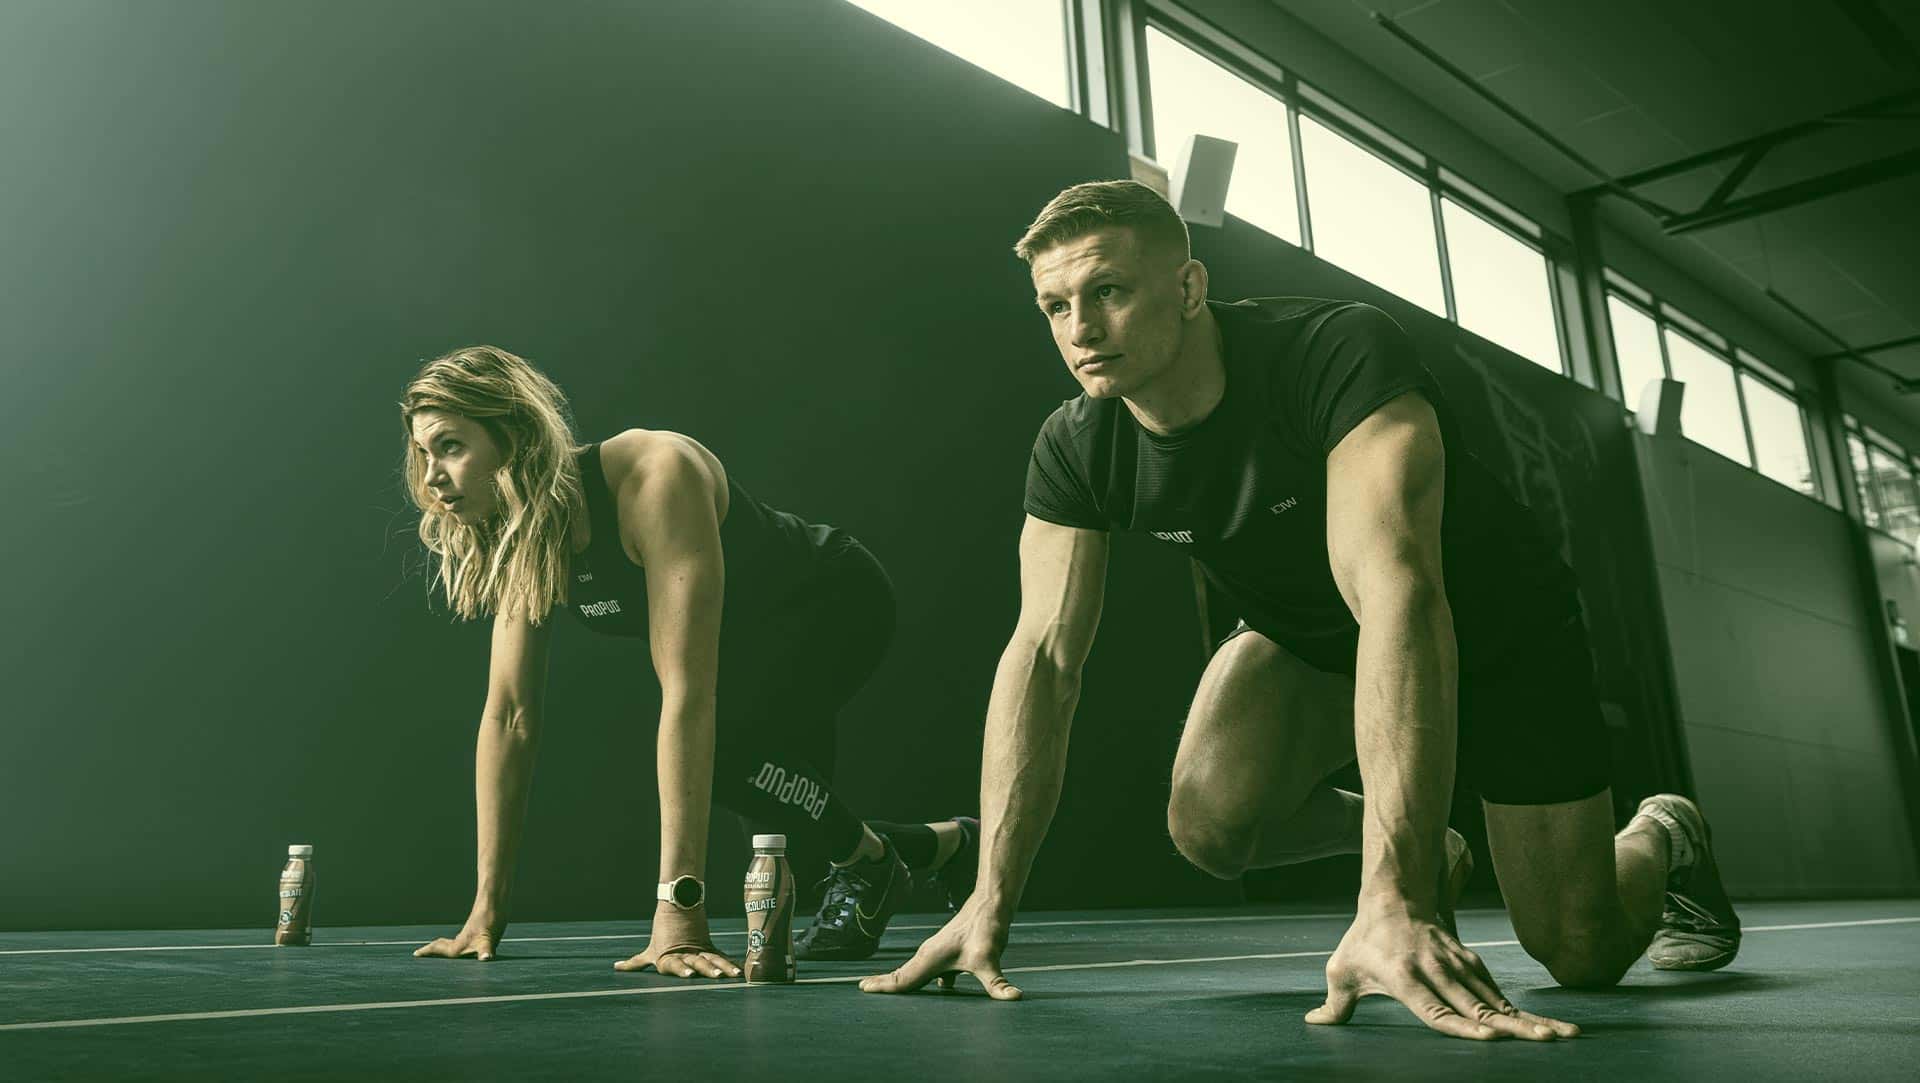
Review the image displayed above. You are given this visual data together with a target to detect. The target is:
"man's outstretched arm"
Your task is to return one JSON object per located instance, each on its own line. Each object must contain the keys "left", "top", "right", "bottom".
{"left": 1309, "top": 391, "right": 1575, "bottom": 1041}
{"left": 861, "top": 515, "right": 1108, "bottom": 999}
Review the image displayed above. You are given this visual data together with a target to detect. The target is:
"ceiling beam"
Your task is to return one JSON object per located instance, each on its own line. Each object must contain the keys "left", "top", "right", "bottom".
{"left": 1664, "top": 146, "right": 1920, "bottom": 234}
{"left": 1835, "top": 0, "right": 1920, "bottom": 76}
{"left": 1371, "top": 12, "right": 1675, "bottom": 218}
{"left": 1575, "top": 88, "right": 1920, "bottom": 194}
{"left": 1770, "top": 288, "right": 1920, "bottom": 393}
{"left": 1814, "top": 332, "right": 1920, "bottom": 361}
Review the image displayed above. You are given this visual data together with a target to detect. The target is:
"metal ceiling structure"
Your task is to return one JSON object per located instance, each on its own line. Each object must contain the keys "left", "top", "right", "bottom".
{"left": 1261, "top": 0, "right": 1920, "bottom": 418}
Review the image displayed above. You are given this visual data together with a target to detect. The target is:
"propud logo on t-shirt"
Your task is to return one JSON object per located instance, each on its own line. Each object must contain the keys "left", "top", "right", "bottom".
{"left": 578, "top": 598, "right": 622, "bottom": 618}
{"left": 1151, "top": 529, "right": 1196, "bottom": 544}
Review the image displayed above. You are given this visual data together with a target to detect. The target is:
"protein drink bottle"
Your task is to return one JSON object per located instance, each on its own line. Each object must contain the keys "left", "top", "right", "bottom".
{"left": 275, "top": 844, "right": 314, "bottom": 946}
{"left": 743, "top": 833, "right": 794, "bottom": 984}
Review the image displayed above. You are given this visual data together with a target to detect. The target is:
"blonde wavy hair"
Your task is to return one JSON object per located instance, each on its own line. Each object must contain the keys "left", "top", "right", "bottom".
{"left": 400, "top": 346, "right": 584, "bottom": 625}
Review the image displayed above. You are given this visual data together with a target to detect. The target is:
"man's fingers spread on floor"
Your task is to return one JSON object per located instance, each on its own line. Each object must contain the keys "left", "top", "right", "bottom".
{"left": 1515, "top": 1009, "right": 1579, "bottom": 1039}
{"left": 1446, "top": 963, "right": 1541, "bottom": 1037}
{"left": 1427, "top": 968, "right": 1536, "bottom": 1040}
{"left": 859, "top": 964, "right": 923, "bottom": 994}
{"left": 978, "top": 966, "right": 1022, "bottom": 1001}
{"left": 1409, "top": 982, "right": 1497, "bottom": 1041}
{"left": 1304, "top": 983, "right": 1355, "bottom": 1025}
{"left": 1473, "top": 1003, "right": 1552, "bottom": 1041}
{"left": 1455, "top": 953, "right": 1566, "bottom": 1037}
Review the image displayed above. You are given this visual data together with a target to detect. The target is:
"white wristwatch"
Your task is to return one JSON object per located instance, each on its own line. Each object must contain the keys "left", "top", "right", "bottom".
{"left": 657, "top": 875, "right": 705, "bottom": 911}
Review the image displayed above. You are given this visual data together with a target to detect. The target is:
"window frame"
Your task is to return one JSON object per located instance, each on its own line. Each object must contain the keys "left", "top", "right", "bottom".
{"left": 1660, "top": 322, "right": 1754, "bottom": 468}
{"left": 845, "top": 0, "right": 1079, "bottom": 110}
{"left": 1606, "top": 277, "right": 1825, "bottom": 502}
{"left": 1133, "top": 6, "right": 1571, "bottom": 375}
{"left": 1736, "top": 366, "right": 1819, "bottom": 499}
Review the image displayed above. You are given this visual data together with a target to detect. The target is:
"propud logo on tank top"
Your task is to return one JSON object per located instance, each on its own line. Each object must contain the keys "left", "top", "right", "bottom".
{"left": 577, "top": 598, "right": 622, "bottom": 617}
{"left": 750, "top": 762, "right": 830, "bottom": 820}
{"left": 1150, "top": 529, "right": 1196, "bottom": 544}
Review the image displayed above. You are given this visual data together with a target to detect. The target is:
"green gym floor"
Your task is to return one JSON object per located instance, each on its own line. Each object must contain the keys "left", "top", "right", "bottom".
{"left": 3, "top": 901, "right": 1916, "bottom": 1081}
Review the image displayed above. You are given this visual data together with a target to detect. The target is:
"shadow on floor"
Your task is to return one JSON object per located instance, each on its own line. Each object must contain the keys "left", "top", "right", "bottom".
{"left": 1525, "top": 971, "right": 1787, "bottom": 1000}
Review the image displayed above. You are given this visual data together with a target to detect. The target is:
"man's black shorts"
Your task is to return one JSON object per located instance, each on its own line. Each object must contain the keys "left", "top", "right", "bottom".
{"left": 1218, "top": 611, "right": 1611, "bottom": 806}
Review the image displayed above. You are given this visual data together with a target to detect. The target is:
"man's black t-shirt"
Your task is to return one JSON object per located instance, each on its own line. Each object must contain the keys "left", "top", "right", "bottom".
{"left": 1023, "top": 297, "right": 1578, "bottom": 675}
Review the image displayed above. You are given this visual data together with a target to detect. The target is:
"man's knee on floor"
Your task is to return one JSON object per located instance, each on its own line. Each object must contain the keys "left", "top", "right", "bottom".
{"left": 1526, "top": 930, "right": 1631, "bottom": 990}
{"left": 1166, "top": 794, "right": 1255, "bottom": 880}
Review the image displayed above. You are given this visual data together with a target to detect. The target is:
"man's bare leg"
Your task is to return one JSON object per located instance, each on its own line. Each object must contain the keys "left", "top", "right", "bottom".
{"left": 1167, "top": 628, "right": 1363, "bottom": 877}
{"left": 1168, "top": 627, "right": 1475, "bottom": 915}
{"left": 1482, "top": 790, "right": 1670, "bottom": 987}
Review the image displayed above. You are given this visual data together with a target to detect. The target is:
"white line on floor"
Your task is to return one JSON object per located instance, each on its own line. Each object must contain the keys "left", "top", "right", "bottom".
{"left": 0, "top": 939, "right": 1510, "bottom": 1032}
{"left": 1745, "top": 917, "right": 1920, "bottom": 933}
{"left": 0, "top": 911, "right": 1362, "bottom": 956}
{"left": 3, "top": 915, "right": 1916, "bottom": 1034}
{"left": 2, "top": 911, "right": 1912, "bottom": 960}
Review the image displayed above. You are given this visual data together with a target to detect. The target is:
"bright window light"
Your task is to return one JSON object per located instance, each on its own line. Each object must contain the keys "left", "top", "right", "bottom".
{"left": 1868, "top": 445, "right": 1920, "bottom": 544}
{"left": 1607, "top": 294, "right": 1666, "bottom": 411}
{"left": 844, "top": 0, "right": 1070, "bottom": 109}
{"left": 1662, "top": 329, "right": 1750, "bottom": 466}
{"left": 1144, "top": 27, "right": 1299, "bottom": 244}
{"left": 1298, "top": 114, "right": 1445, "bottom": 315}
{"left": 1440, "top": 198, "right": 1559, "bottom": 372}
{"left": 1849, "top": 433, "right": 1882, "bottom": 528}
{"left": 1739, "top": 373, "right": 1815, "bottom": 497}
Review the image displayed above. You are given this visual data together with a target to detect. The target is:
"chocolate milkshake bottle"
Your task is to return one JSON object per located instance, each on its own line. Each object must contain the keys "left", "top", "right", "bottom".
{"left": 274, "top": 844, "right": 314, "bottom": 946}
{"left": 743, "top": 833, "right": 794, "bottom": 984}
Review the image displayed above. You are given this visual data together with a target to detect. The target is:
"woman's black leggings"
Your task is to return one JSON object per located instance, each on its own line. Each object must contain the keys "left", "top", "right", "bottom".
{"left": 709, "top": 537, "right": 894, "bottom": 864}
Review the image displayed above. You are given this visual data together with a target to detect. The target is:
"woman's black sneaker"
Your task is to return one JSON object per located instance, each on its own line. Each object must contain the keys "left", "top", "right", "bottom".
{"left": 792, "top": 840, "right": 911, "bottom": 961}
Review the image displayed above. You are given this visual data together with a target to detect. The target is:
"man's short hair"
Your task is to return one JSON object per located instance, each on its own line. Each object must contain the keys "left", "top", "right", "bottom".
{"left": 1013, "top": 179, "right": 1192, "bottom": 265}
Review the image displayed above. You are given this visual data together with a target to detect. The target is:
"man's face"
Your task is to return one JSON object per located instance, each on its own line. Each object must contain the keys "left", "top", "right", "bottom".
{"left": 1030, "top": 226, "right": 1188, "bottom": 400}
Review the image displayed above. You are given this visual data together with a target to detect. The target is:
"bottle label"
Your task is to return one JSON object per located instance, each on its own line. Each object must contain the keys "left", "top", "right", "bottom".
{"left": 275, "top": 858, "right": 314, "bottom": 946}
{"left": 742, "top": 853, "right": 794, "bottom": 984}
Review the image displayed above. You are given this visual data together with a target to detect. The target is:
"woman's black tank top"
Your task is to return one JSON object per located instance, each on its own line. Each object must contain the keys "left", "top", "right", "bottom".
{"left": 564, "top": 442, "right": 845, "bottom": 638}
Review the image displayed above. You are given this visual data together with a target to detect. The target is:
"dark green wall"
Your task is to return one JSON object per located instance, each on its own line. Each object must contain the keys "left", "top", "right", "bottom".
{"left": 0, "top": 0, "right": 1679, "bottom": 931}
{"left": 0, "top": 0, "right": 1236, "bottom": 931}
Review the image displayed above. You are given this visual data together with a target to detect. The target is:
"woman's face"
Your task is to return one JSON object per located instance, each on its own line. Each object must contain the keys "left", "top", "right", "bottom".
{"left": 409, "top": 410, "right": 506, "bottom": 524}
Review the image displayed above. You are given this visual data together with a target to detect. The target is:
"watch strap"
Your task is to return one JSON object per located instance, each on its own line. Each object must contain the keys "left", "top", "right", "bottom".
{"left": 656, "top": 875, "right": 704, "bottom": 908}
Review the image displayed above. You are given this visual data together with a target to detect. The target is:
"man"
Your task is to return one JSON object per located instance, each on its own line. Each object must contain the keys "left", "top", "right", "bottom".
{"left": 860, "top": 180, "right": 1740, "bottom": 1041}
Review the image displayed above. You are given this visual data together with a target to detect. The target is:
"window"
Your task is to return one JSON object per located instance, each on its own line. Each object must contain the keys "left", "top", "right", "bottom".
{"left": 1662, "top": 329, "right": 1750, "bottom": 466}
{"left": 1849, "top": 432, "right": 1882, "bottom": 528}
{"left": 1739, "top": 374, "right": 1815, "bottom": 496}
{"left": 1144, "top": 27, "right": 1299, "bottom": 243}
{"left": 845, "top": 0, "right": 1070, "bottom": 109}
{"left": 1297, "top": 114, "right": 1445, "bottom": 315}
{"left": 1607, "top": 295, "right": 1666, "bottom": 410}
{"left": 1440, "top": 197, "right": 1559, "bottom": 371}
{"left": 1867, "top": 444, "right": 1920, "bottom": 543}
{"left": 1135, "top": 26, "right": 1575, "bottom": 379}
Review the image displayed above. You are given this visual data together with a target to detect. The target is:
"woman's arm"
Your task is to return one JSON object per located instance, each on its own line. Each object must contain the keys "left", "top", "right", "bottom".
{"left": 603, "top": 432, "right": 738, "bottom": 979}
{"left": 415, "top": 610, "right": 553, "bottom": 961}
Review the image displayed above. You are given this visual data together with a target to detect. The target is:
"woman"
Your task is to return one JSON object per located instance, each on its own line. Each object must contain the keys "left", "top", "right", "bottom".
{"left": 401, "top": 345, "right": 975, "bottom": 977}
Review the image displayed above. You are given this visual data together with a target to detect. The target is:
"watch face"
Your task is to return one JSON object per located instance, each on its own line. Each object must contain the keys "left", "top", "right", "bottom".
{"left": 671, "top": 877, "right": 703, "bottom": 909}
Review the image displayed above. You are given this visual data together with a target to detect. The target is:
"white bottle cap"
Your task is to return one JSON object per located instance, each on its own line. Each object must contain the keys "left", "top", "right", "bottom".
{"left": 750, "top": 834, "right": 786, "bottom": 851}
{"left": 288, "top": 844, "right": 313, "bottom": 857}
